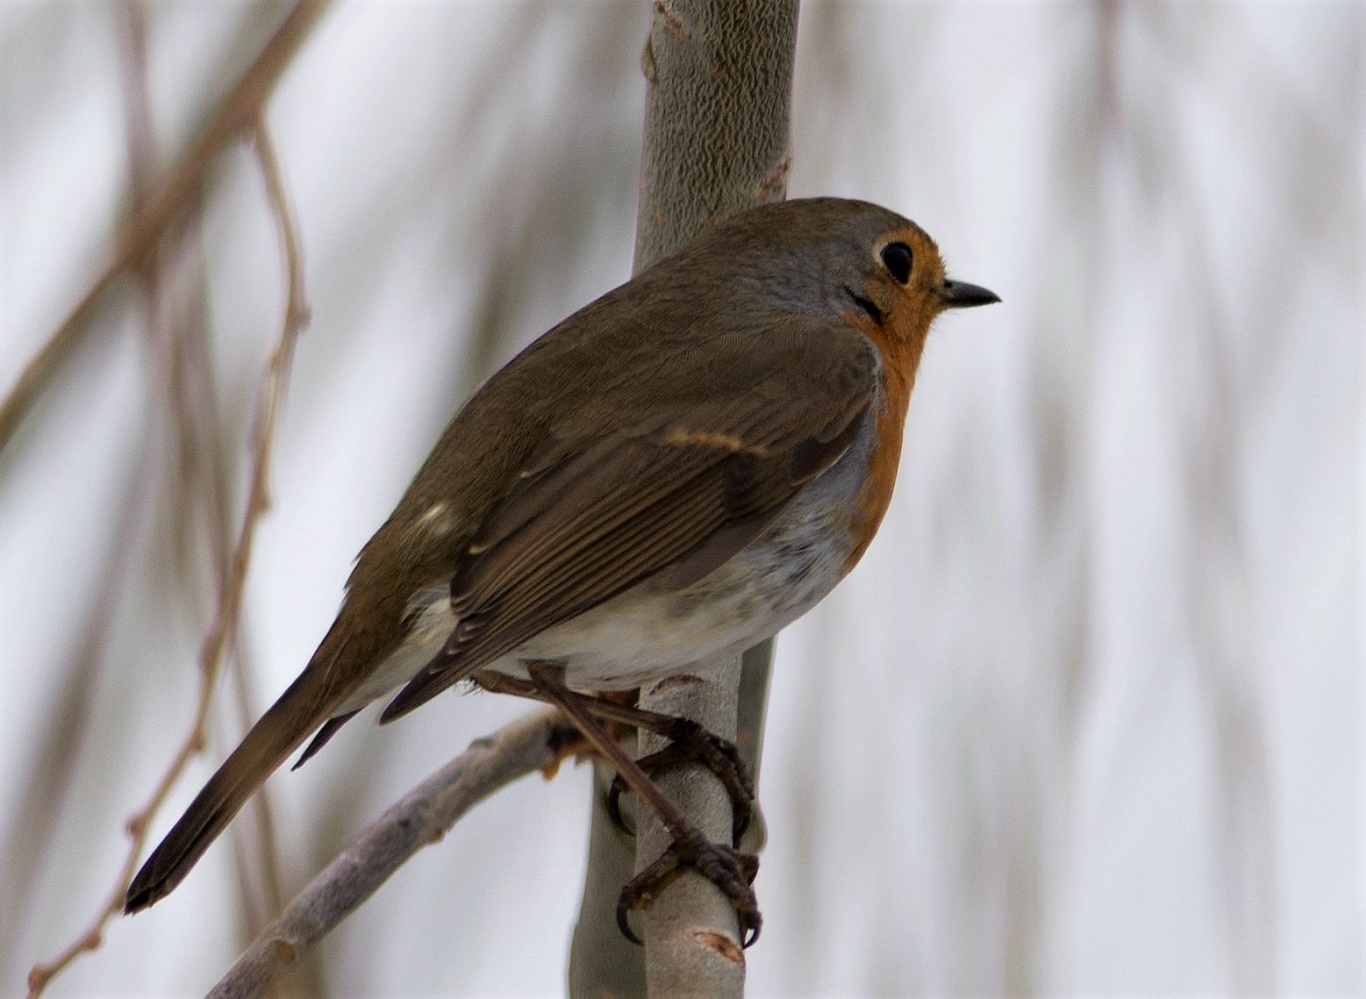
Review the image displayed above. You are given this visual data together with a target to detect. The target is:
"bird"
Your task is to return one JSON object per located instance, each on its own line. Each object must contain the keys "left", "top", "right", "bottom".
{"left": 123, "top": 196, "right": 998, "bottom": 920}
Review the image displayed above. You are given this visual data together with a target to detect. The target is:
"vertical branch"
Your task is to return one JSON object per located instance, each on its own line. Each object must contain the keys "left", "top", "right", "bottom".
{"left": 569, "top": 2, "right": 797, "bottom": 995}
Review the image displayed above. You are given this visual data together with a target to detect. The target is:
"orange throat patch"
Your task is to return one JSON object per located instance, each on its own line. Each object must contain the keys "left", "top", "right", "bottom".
{"left": 840, "top": 310, "right": 923, "bottom": 574}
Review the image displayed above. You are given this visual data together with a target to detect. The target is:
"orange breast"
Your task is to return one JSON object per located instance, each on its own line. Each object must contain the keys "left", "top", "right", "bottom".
{"left": 839, "top": 311, "right": 923, "bottom": 574}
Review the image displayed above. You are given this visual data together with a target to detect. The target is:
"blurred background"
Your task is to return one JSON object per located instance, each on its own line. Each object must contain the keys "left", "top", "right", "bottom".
{"left": 1, "top": 1, "right": 1360, "bottom": 996}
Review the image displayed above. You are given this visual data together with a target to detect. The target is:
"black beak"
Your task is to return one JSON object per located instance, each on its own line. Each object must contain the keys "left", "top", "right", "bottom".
{"left": 937, "top": 279, "right": 1001, "bottom": 309}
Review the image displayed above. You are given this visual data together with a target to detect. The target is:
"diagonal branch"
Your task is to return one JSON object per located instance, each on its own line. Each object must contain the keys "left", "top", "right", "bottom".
{"left": 206, "top": 708, "right": 582, "bottom": 999}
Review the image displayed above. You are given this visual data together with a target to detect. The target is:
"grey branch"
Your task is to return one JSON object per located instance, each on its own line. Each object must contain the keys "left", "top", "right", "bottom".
{"left": 633, "top": 1, "right": 798, "bottom": 990}
{"left": 569, "top": 2, "right": 798, "bottom": 996}
{"left": 205, "top": 708, "right": 578, "bottom": 999}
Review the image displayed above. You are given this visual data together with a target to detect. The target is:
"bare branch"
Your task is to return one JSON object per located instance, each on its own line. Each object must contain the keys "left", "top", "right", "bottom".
{"left": 206, "top": 708, "right": 581, "bottom": 999}
{"left": 568, "top": 2, "right": 797, "bottom": 995}
{"left": 0, "top": 0, "right": 332, "bottom": 456}
{"left": 636, "top": 668, "right": 747, "bottom": 994}
{"left": 633, "top": 0, "right": 799, "bottom": 982}
{"left": 24, "top": 110, "right": 313, "bottom": 999}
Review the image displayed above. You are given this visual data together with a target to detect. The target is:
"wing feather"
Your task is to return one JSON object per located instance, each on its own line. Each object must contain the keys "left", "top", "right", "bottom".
{"left": 379, "top": 320, "right": 878, "bottom": 721}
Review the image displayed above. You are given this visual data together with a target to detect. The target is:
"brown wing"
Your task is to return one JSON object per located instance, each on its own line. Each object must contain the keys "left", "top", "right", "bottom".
{"left": 379, "top": 321, "right": 878, "bottom": 722}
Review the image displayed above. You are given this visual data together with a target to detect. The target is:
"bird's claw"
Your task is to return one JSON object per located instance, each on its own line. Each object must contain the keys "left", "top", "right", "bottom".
{"left": 615, "top": 828, "right": 761, "bottom": 948}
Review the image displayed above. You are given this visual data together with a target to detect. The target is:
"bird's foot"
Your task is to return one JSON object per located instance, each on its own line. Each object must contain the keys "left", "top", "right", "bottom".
{"left": 616, "top": 825, "right": 761, "bottom": 948}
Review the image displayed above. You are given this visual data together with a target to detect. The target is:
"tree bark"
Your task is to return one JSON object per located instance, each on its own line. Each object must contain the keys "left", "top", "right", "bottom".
{"left": 568, "top": 3, "right": 798, "bottom": 996}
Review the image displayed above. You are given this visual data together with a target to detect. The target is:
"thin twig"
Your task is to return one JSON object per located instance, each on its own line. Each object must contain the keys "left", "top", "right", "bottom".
{"left": 207, "top": 708, "right": 581, "bottom": 999}
{"left": 25, "top": 117, "right": 312, "bottom": 999}
{"left": 193, "top": 119, "right": 309, "bottom": 707}
{"left": 0, "top": 0, "right": 332, "bottom": 456}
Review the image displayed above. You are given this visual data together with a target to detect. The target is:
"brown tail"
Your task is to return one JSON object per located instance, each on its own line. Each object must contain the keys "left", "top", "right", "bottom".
{"left": 124, "top": 653, "right": 346, "bottom": 913}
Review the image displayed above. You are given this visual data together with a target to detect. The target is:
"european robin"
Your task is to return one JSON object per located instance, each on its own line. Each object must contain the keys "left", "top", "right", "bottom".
{"left": 124, "top": 197, "right": 998, "bottom": 919}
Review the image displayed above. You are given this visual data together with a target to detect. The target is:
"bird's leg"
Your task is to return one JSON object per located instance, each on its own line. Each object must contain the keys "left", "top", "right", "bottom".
{"left": 472, "top": 671, "right": 754, "bottom": 844}
{"left": 604, "top": 728, "right": 752, "bottom": 846}
{"left": 472, "top": 672, "right": 631, "bottom": 777}
{"left": 522, "top": 662, "right": 761, "bottom": 948}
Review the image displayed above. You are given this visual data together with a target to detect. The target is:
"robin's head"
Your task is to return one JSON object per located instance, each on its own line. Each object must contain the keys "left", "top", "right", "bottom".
{"left": 676, "top": 198, "right": 999, "bottom": 348}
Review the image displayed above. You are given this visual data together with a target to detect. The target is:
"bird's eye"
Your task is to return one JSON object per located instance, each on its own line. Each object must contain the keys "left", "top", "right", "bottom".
{"left": 880, "top": 242, "right": 913, "bottom": 284}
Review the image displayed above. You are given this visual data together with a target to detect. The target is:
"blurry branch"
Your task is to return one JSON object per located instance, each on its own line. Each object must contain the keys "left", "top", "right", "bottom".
{"left": 226, "top": 648, "right": 290, "bottom": 939}
{"left": 0, "top": 451, "right": 151, "bottom": 979}
{"left": 25, "top": 116, "right": 311, "bottom": 999}
{"left": 0, "top": 1, "right": 160, "bottom": 980}
{"left": 220, "top": 112, "right": 312, "bottom": 952}
{"left": 0, "top": 0, "right": 332, "bottom": 456}
{"left": 127, "top": 0, "right": 293, "bottom": 977}
{"left": 205, "top": 709, "right": 581, "bottom": 999}
{"left": 208, "top": 121, "right": 309, "bottom": 691}
{"left": 1125, "top": 13, "right": 1278, "bottom": 987}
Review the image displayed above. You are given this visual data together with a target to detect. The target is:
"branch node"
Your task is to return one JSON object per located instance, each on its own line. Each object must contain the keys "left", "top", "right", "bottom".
{"left": 269, "top": 937, "right": 298, "bottom": 965}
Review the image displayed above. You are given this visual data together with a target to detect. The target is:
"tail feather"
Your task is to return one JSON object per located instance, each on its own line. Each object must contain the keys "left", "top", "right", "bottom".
{"left": 292, "top": 708, "right": 361, "bottom": 770}
{"left": 124, "top": 659, "right": 345, "bottom": 913}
